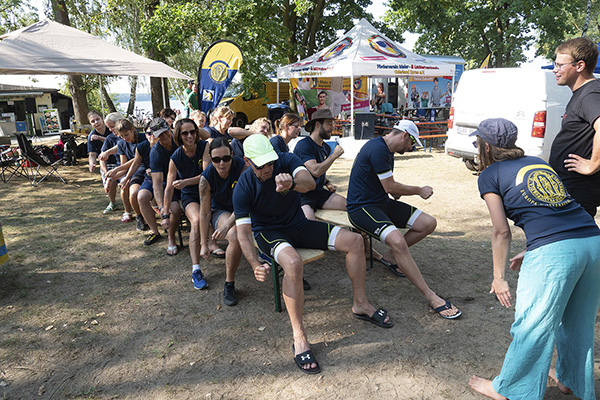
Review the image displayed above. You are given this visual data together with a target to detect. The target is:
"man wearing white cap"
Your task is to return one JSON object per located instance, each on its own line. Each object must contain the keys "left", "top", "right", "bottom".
{"left": 233, "top": 134, "right": 393, "bottom": 375}
{"left": 347, "top": 120, "right": 462, "bottom": 319}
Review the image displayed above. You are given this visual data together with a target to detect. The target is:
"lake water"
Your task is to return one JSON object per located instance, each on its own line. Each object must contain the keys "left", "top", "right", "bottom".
{"left": 117, "top": 99, "right": 185, "bottom": 117}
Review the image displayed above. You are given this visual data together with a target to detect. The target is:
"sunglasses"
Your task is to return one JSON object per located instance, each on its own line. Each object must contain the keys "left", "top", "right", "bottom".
{"left": 180, "top": 129, "right": 197, "bottom": 137}
{"left": 212, "top": 155, "right": 232, "bottom": 164}
{"left": 410, "top": 135, "right": 417, "bottom": 145}
{"left": 250, "top": 160, "right": 275, "bottom": 170}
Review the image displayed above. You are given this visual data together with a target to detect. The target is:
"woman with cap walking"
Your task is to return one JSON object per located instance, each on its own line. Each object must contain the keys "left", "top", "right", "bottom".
{"left": 468, "top": 118, "right": 600, "bottom": 400}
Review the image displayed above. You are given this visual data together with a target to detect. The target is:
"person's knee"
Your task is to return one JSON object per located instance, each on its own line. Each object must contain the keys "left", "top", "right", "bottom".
{"left": 226, "top": 227, "right": 238, "bottom": 245}
{"left": 387, "top": 232, "right": 410, "bottom": 254}
{"left": 336, "top": 230, "right": 364, "bottom": 253}
{"left": 282, "top": 256, "right": 304, "bottom": 281}
{"left": 138, "top": 190, "right": 152, "bottom": 203}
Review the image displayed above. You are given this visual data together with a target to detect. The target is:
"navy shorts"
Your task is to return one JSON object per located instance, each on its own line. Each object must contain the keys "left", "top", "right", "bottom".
{"left": 255, "top": 219, "right": 341, "bottom": 264}
{"left": 139, "top": 178, "right": 153, "bottom": 195}
{"left": 211, "top": 209, "right": 231, "bottom": 230}
{"left": 348, "top": 199, "right": 422, "bottom": 243}
{"left": 182, "top": 192, "right": 200, "bottom": 210}
{"left": 300, "top": 189, "right": 334, "bottom": 210}
{"left": 130, "top": 174, "right": 145, "bottom": 186}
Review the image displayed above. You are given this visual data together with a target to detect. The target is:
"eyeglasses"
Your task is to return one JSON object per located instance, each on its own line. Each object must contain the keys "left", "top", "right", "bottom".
{"left": 212, "top": 155, "right": 232, "bottom": 164}
{"left": 250, "top": 160, "right": 275, "bottom": 170}
{"left": 553, "top": 61, "right": 577, "bottom": 71}
{"left": 409, "top": 135, "right": 417, "bottom": 145}
{"left": 180, "top": 129, "right": 197, "bottom": 136}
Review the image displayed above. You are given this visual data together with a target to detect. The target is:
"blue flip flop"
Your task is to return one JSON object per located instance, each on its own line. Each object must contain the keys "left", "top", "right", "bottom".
{"left": 431, "top": 301, "right": 462, "bottom": 319}
{"left": 379, "top": 258, "right": 406, "bottom": 277}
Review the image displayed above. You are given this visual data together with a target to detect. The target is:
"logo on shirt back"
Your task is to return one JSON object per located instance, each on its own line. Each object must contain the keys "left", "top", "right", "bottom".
{"left": 516, "top": 164, "right": 571, "bottom": 207}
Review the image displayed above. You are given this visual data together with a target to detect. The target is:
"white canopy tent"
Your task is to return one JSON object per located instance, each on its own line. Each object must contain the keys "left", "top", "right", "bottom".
{"left": 277, "top": 18, "right": 455, "bottom": 138}
{"left": 0, "top": 19, "right": 191, "bottom": 111}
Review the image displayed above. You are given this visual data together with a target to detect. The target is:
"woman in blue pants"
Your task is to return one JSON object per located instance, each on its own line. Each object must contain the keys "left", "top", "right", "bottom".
{"left": 468, "top": 118, "right": 600, "bottom": 400}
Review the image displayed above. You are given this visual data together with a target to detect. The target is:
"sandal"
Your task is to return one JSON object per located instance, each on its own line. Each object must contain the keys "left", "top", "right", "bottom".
{"left": 430, "top": 301, "right": 462, "bottom": 320}
{"left": 379, "top": 258, "right": 406, "bottom": 277}
{"left": 292, "top": 345, "right": 321, "bottom": 375}
{"left": 166, "top": 245, "right": 179, "bottom": 256}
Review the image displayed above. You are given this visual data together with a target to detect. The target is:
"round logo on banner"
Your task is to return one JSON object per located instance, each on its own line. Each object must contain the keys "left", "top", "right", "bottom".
{"left": 317, "top": 38, "right": 353, "bottom": 62}
{"left": 354, "top": 78, "right": 362, "bottom": 90}
{"left": 368, "top": 35, "right": 406, "bottom": 58}
{"left": 209, "top": 61, "right": 229, "bottom": 83}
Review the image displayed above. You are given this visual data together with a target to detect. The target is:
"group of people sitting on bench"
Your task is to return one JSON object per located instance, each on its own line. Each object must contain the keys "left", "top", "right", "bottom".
{"left": 87, "top": 104, "right": 461, "bottom": 375}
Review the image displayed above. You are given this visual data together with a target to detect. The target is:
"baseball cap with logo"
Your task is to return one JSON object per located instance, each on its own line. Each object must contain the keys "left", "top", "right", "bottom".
{"left": 148, "top": 118, "right": 170, "bottom": 138}
{"left": 243, "top": 134, "right": 279, "bottom": 167}
{"left": 469, "top": 118, "right": 518, "bottom": 148}
{"left": 393, "top": 120, "right": 422, "bottom": 147}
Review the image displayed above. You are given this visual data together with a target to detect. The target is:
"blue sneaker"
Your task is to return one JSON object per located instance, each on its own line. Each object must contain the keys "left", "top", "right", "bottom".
{"left": 192, "top": 269, "right": 208, "bottom": 290}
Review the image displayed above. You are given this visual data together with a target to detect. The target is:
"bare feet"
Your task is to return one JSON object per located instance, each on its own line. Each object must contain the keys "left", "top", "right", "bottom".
{"left": 468, "top": 376, "right": 507, "bottom": 400}
{"left": 549, "top": 368, "right": 572, "bottom": 394}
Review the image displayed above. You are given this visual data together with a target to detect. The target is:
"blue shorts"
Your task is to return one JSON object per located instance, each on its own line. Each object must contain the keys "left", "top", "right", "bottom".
{"left": 348, "top": 199, "right": 422, "bottom": 242}
{"left": 211, "top": 209, "right": 230, "bottom": 230}
{"left": 182, "top": 192, "right": 200, "bottom": 210}
{"left": 139, "top": 178, "right": 153, "bottom": 195}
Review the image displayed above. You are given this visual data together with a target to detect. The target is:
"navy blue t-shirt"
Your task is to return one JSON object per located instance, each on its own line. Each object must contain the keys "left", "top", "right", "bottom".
{"left": 201, "top": 156, "right": 245, "bottom": 212}
{"left": 100, "top": 132, "right": 120, "bottom": 165}
{"left": 150, "top": 139, "right": 177, "bottom": 183}
{"left": 347, "top": 136, "right": 394, "bottom": 213}
{"left": 270, "top": 135, "right": 289, "bottom": 154}
{"left": 117, "top": 133, "right": 147, "bottom": 178}
{"left": 233, "top": 152, "right": 308, "bottom": 233}
{"left": 230, "top": 138, "right": 245, "bottom": 158}
{"left": 478, "top": 156, "right": 600, "bottom": 250}
{"left": 207, "top": 125, "right": 233, "bottom": 141}
{"left": 293, "top": 136, "right": 331, "bottom": 190}
{"left": 136, "top": 140, "right": 152, "bottom": 180}
{"left": 87, "top": 126, "right": 110, "bottom": 154}
{"left": 170, "top": 141, "right": 208, "bottom": 198}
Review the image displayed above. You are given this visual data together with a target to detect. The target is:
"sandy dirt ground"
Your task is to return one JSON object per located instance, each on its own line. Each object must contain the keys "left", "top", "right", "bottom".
{"left": 1, "top": 147, "right": 599, "bottom": 399}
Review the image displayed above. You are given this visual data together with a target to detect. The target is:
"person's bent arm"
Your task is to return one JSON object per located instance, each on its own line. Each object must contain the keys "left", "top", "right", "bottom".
{"left": 228, "top": 127, "right": 254, "bottom": 139}
{"left": 483, "top": 192, "right": 513, "bottom": 308}
{"left": 198, "top": 176, "right": 212, "bottom": 260}
{"left": 236, "top": 222, "right": 270, "bottom": 282}
{"left": 198, "top": 128, "right": 210, "bottom": 140}
{"left": 564, "top": 117, "right": 600, "bottom": 175}
{"left": 98, "top": 146, "right": 117, "bottom": 162}
{"left": 303, "top": 145, "right": 344, "bottom": 178}
{"left": 380, "top": 176, "right": 433, "bottom": 200}
{"left": 162, "top": 160, "right": 178, "bottom": 230}
{"left": 275, "top": 168, "right": 315, "bottom": 193}
{"left": 151, "top": 171, "right": 165, "bottom": 210}
{"left": 119, "top": 150, "right": 143, "bottom": 189}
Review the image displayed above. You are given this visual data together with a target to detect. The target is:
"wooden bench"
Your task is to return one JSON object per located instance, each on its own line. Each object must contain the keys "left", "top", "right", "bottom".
{"left": 314, "top": 209, "right": 375, "bottom": 269}
{"left": 257, "top": 247, "right": 325, "bottom": 312}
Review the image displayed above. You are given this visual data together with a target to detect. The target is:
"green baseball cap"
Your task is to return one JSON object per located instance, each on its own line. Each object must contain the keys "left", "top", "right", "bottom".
{"left": 243, "top": 134, "right": 278, "bottom": 167}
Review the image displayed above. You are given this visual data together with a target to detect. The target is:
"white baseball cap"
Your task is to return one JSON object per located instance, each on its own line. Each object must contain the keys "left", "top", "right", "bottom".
{"left": 393, "top": 120, "right": 422, "bottom": 147}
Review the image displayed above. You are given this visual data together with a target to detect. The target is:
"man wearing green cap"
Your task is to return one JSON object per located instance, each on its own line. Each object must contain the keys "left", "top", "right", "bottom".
{"left": 233, "top": 134, "right": 393, "bottom": 375}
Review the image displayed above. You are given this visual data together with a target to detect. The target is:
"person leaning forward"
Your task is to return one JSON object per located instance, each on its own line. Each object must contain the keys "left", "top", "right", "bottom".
{"left": 346, "top": 120, "right": 462, "bottom": 319}
{"left": 232, "top": 134, "right": 393, "bottom": 375}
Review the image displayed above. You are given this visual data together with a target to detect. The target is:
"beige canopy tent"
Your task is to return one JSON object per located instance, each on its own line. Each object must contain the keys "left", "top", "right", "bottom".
{"left": 0, "top": 19, "right": 191, "bottom": 110}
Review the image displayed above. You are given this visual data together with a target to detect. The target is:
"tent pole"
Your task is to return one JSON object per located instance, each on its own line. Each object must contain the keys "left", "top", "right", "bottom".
{"left": 161, "top": 78, "right": 167, "bottom": 109}
{"left": 350, "top": 72, "right": 355, "bottom": 137}
{"left": 99, "top": 75, "right": 105, "bottom": 117}
{"left": 277, "top": 79, "right": 280, "bottom": 103}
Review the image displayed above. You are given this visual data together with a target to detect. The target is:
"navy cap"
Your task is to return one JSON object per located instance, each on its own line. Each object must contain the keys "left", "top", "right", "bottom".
{"left": 469, "top": 118, "right": 518, "bottom": 148}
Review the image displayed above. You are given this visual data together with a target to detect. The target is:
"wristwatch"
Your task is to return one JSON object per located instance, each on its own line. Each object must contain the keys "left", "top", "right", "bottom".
{"left": 161, "top": 214, "right": 169, "bottom": 219}
{"left": 290, "top": 177, "right": 296, "bottom": 191}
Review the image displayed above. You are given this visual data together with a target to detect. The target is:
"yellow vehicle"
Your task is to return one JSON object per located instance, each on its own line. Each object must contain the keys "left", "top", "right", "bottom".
{"left": 219, "top": 82, "right": 290, "bottom": 128}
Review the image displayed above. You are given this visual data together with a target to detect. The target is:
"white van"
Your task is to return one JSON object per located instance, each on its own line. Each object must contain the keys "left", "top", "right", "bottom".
{"left": 445, "top": 68, "right": 572, "bottom": 170}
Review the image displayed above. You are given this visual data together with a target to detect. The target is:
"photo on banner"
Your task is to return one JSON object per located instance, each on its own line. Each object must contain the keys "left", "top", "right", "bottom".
{"left": 407, "top": 76, "right": 455, "bottom": 109}
{"left": 290, "top": 76, "right": 369, "bottom": 124}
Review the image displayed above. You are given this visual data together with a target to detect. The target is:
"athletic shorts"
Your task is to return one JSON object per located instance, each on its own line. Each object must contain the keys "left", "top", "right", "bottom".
{"left": 130, "top": 174, "right": 145, "bottom": 186}
{"left": 348, "top": 199, "right": 422, "bottom": 243}
{"left": 182, "top": 192, "right": 200, "bottom": 210}
{"left": 139, "top": 178, "right": 153, "bottom": 195}
{"left": 255, "top": 219, "right": 341, "bottom": 265}
{"left": 300, "top": 189, "right": 335, "bottom": 210}
{"left": 211, "top": 209, "right": 230, "bottom": 231}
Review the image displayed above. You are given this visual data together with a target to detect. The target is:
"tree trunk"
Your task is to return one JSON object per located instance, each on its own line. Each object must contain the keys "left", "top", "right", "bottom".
{"left": 51, "top": 0, "right": 89, "bottom": 124}
{"left": 145, "top": 0, "right": 168, "bottom": 115}
{"left": 100, "top": 83, "right": 117, "bottom": 113}
{"left": 126, "top": 76, "right": 138, "bottom": 116}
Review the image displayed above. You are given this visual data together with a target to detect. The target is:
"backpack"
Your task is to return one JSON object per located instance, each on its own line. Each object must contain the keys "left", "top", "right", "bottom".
{"left": 32, "top": 145, "right": 55, "bottom": 164}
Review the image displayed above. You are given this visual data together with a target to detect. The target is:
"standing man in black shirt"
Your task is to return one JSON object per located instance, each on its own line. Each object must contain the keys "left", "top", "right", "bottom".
{"left": 550, "top": 37, "right": 600, "bottom": 216}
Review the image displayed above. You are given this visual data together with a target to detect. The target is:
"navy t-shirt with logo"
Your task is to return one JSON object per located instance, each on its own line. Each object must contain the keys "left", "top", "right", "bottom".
{"left": 201, "top": 156, "right": 244, "bottom": 212}
{"left": 347, "top": 136, "right": 394, "bottom": 213}
{"left": 233, "top": 152, "right": 308, "bottom": 233}
{"left": 270, "top": 135, "right": 289, "bottom": 154}
{"left": 170, "top": 141, "right": 208, "bottom": 198}
{"left": 150, "top": 139, "right": 177, "bottom": 183}
{"left": 478, "top": 156, "right": 599, "bottom": 250}
{"left": 100, "top": 132, "right": 120, "bottom": 165}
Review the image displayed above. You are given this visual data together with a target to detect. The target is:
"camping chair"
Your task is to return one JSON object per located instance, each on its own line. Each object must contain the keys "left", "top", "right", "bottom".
{"left": 0, "top": 145, "right": 28, "bottom": 183}
{"left": 15, "top": 133, "right": 67, "bottom": 186}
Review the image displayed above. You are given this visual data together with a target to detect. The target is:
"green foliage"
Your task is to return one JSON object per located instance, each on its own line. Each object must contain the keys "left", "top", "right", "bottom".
{"left": 0, "top": 0, "right": 38, "bottom": 35}
{"left": 385, "top": 0, "right": 587, "bottom": 68}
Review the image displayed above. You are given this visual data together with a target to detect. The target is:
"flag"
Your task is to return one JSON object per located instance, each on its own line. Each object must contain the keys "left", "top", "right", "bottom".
{"left": 197, "top": 40, "right": 244, "bottom": 113}
{"left": 480, "top": 54, "right": 491, "bottom": 69}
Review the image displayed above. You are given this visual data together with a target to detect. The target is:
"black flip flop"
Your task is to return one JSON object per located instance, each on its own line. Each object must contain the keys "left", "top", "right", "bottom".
{"left": 379, "top": 258, "right": 406, "bottom": 277}
{"left": 353, "top": 308, "right": 394, "bottom": 328}
{"left": 292, "top": 345, "right": 321, "bottom": 374}
{"left": 431, "top": 301, "right": 462, "bottom": 320}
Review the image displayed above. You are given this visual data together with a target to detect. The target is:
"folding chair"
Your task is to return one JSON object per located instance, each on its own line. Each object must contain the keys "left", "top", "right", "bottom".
{"left": 0, "top": 145, "right": 28, "bottom": 183}
{"left": 14, "top": 133, "right": 67, "bottom": 186}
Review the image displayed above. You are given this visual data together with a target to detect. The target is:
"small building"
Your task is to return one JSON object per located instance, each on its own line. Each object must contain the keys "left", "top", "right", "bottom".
{"left": 0, "top": 84, "right": 73, "bottom": 137}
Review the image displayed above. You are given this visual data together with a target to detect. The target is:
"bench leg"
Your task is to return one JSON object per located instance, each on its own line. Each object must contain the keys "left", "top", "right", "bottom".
{"left": 272, "top": 262, "right": 283, "bottom": 312}
{"left": 369, "top": 236, "right": 373, "bottom": 269}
